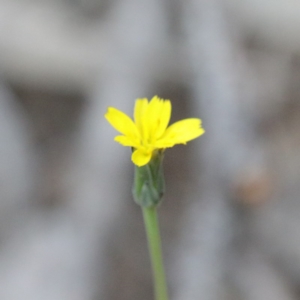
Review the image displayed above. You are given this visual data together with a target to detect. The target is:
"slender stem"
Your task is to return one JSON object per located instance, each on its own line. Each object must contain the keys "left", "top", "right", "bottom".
{"left": 142, "top": 206, "right": 169, "bottom": 300}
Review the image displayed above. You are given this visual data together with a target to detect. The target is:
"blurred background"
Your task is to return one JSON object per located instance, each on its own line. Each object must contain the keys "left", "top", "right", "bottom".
{"left": 1, "top": 0, "right": 300, "bottom": 299}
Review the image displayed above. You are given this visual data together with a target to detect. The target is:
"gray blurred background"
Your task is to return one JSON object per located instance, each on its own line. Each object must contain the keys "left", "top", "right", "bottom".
{"left": 1, "top": 0, "right": 300, "bottom": 299}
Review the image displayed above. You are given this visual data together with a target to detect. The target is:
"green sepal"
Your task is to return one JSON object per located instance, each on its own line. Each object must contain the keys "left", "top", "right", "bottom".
{"left": 132, "top": 150, "right": 165, "bottom": 208}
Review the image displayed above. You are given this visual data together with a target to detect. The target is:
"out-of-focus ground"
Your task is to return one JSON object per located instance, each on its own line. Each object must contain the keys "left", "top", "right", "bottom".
{"left": 1, "top": 1, "right": 300, "bottom": 299}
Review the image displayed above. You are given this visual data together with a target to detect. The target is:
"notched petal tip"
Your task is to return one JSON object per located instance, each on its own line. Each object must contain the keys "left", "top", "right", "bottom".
{"left": 104, "top": 106, "right": 114, "bottom": 119}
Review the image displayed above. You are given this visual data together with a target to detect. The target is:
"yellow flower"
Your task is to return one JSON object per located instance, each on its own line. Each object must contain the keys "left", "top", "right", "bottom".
{"left": 105, "top": 96, "right": 205, "bottom": 166}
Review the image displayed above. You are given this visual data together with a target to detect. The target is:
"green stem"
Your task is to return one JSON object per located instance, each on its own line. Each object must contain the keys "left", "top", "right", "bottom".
{"left": 142, "top": 206, "right": 169, "bottom": 300}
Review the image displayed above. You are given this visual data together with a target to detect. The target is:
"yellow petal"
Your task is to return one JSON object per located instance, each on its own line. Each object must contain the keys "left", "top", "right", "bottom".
{"left": 105, "top": 107, "right": 140, "bottom": 139}
{"left": 114, "top": 135, "right": 140, "bottom": 148}
{"left": 144, "top": 96, "right": 171, "bottom": 141}
{"left": 134, "top": 98, "right": 148, "bottom": 136}
{"left": 155, "top": 99, "right": 171, "bottom": 139}
{"left": 155, "top": 118, "right": 205, "bottom": 147}
{"left": 142, "top": 96, "right": 160, "bottom": 142}
{"left": 132, "top": 149, "right": 152, "bottom": 166}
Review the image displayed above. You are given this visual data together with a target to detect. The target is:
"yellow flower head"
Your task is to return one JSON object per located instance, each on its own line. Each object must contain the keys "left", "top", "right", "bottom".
{"left": 105, "top": 96, "right": 205, "bottom": 167}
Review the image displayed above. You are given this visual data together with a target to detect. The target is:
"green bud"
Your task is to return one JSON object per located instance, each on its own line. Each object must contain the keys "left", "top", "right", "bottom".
{"left": 132, "top": 150, "right": 165, "bottom": 207}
